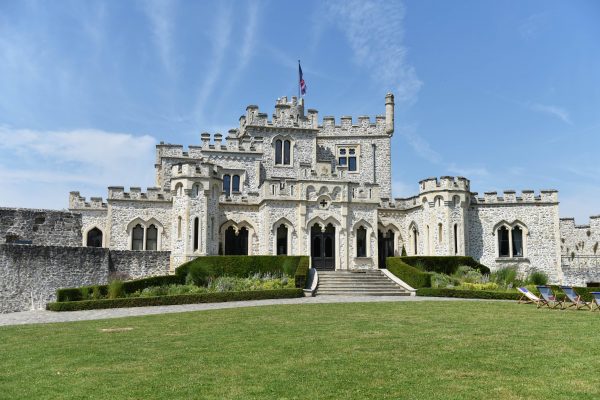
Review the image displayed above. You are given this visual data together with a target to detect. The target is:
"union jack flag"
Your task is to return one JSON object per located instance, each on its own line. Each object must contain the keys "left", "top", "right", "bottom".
{"left": 299, "top": 62, "right": 307, "bottom": 96}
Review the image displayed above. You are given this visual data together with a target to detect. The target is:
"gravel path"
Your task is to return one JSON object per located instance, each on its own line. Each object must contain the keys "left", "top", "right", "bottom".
{"left": 0, "top": 295, "right": 483, "bottom": 327}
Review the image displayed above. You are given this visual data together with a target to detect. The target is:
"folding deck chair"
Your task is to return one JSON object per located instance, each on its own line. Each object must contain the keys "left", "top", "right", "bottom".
{"left": 536, "top": 286, "right": 563, "bottom": 309}
{"left": 559, "top": 286, "right": 591, "bottom": 310}
{"left": 517, "top": 287, "right": 541, "bottom": 305}
{"left": 590, "top": 292, "right": 600, "bottom": 312}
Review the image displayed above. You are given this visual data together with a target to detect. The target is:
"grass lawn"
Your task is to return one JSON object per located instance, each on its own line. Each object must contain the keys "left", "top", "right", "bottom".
{"left": 1, "top": 301, "right": 599, "bottom": 399}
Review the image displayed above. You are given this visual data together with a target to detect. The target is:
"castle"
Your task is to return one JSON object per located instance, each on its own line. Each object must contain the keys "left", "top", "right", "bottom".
{"left": 2, "top": 93, "right": 600, "bottom": 313}
{"left": 65, "top": 93, "right": 598, "bottom": 284}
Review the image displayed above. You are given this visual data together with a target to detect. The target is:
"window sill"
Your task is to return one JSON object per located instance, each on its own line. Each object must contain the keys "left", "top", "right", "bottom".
{"left": 496, "top": 257, "right": 529, "bottom": 263}
{"left": 274, "top": 164, "right": 294, "bottom": 169}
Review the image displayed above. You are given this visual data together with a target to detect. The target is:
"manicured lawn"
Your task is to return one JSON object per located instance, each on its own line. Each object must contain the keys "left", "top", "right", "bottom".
{"left": 1, "top": 301, "right": 600, "bottom": 399}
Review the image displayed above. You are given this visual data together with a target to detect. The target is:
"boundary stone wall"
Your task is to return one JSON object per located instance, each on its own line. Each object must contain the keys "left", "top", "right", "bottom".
{"left": 0, "top": 244, "right": 171, "bottom": 313}
{"left": 0, "top": 208, "right": 82, "bottom": 246}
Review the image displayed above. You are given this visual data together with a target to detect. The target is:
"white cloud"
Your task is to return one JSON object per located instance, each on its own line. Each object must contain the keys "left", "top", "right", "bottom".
{"left": 194, "top": 3, "right": 233, "bottom": 121}
{"left": 325, "top": 0, "right": 422, "bottom": 104}
{"left": 0, "top": 127, "right": 156, "bottom": 208}
{"left": 142, "top": 0, "right": 176, "bottom": 74}
{"left": 396, "top": 124, "right": 442, "bottom": 164}
{"left": 528, "top": 102, "right": 572, "bottom": 125}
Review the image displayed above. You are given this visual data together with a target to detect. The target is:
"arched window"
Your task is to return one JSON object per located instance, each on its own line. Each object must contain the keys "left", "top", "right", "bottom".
{"left": 453, "top": 224, "right": 458, "bottom": 255}
{"left": 276, "top": 224, "right": 288, "bottom": 255}
{"left": 275, "top": 139, "right": 283, "bottom": 164}
{"left": 175, "top": 183, "right": 183, "bottom": 196}
{"left": 412, "top": 227, "right": 418, "bottom": 255}
{"left": 146, "top": 224, "right": 158, "bottom": 250}
{"left": 86, "top": 227, "right": 103, "bottom": 248}
{"left": 283, "top": 140, "right": 291, "bottom": 165}
{"left": 512, "top": 226, "right": 523, "bottom": 257}
{"left": 193, "top": 217, "right": 199, "bottom": 251}
{"left": 223, "top": 174, "right": 231, "bottom": 196}
{"left": 438, "top": 223, "right": 443, "bottom": 243}
{"left": 498, "top": 226, "right": 510, "bottom": 257}
{"left": 192, "top": 184, "right": 199, "bottom": 198}
{"left": 356, "top": 226, "right": 367, "bottom": 257}
{"left": 132, "top": 224, "right": 144, "bottom": 250}
{"left": 177, "top": 216, "right": 182, "bottom": 239}
{"left": 232, "top": 175, "right": 240, "bottom": 192}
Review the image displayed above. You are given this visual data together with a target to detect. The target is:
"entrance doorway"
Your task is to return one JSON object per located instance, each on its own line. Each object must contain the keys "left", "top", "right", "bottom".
{"left": 311, "top": 223, "right": 335, "bottom": 270}
{"left": 378, "top": 229, "right": 395, "bottom": 268}
{"left": 224, "top": 226, "right": 248, "bottom": 255}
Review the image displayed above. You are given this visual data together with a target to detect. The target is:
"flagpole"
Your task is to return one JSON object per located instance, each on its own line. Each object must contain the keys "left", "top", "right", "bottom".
{"left": 297, "top": 60, "right": 301, "bottom": 100}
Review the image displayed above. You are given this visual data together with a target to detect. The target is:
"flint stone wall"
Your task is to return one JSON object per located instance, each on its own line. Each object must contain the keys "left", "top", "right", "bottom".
{"left": 0, "top": 244, "right": 171, "bottom": 313}
{"left": 0, "top": 208, "right": 82, "bottom": 246}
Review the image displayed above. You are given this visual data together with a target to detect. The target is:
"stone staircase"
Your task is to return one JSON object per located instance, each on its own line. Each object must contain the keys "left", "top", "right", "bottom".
{"left": 316, "top": 270, "right": 411, "bottom": 296}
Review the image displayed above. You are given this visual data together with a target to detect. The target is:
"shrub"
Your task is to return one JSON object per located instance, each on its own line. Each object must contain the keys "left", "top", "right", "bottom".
{"left": 294, "top": 257, "right": 310, "bottom": 289}
{"left": 47, "top": 289, "right": 304, "bottom": 312}
{"left": 527, "top": 270, "right": 548, "bottom": 286}
{"left": 459, "top": 282, "right": 499, "bottom": 291}
{"left": 452, "top": 266, "right": 484, "bottom": 283}
{"left": 91, "top": 285, "right": 102, "bottom": 300}
{"left": 108, "top": 280, "right": 125, "bottom": 299}
{"left": 490, "top": 267, "right": 519, "bottom": 288}
{"left": 398, "top": 256, "right": 490, "bottom": 275}
{"left": 417, "top": 287, "right": 520, "bottom": 300}
{"left": 401, "top": 246, "right": 407, "bottom": 256}
{"left": 386, "top": 258, "right": 431, "bottom": 288}
{"left": 430, "top": 272, "right": 460, "bottom": 288}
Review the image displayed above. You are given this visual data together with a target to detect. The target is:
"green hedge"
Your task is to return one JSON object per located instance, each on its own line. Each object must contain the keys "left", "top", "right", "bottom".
{"left": 48, "top": 288, "right": 304, "bottom": 312}
{"left": 399, "top": 256, "right": 490, "bottom": 275}
{"left": 417, "top": 287, "right": 520, "bottom": 300}
{"left": 294, "top": 257, "right": 310, "bottom": 289}
{"left": 386, "top": 258, "right": 432, "bottom": 288}
{"left": 57, "top": 275, "right": 182, "bottom": 302}
{"left": 175, "top": 256, "right": 309, "bottom": 286}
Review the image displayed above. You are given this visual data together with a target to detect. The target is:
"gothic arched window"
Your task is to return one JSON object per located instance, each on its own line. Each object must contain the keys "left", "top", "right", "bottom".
{"left": 86, "top": 227, "right": 103, "bottom": 248}
{"left": 146, "top": 224, "right": 158, "bottom": 251}
{"left": 275, "top": 139, "right": 283, "bottom": 164}
{"left": 232, "top": 175, "right": 240, "bottom": 192}
{"left": 498, "top": 226, "right": 510, "bottom": 257}
{"left": 132, "top": 224, "right": 144, "bottom": 250}
{"left": 356, "top": 226, "right": 367, "bottom": 257}
{"left": 223, "top": 174, "right": 231, "bottom": 196}
{"left": 512, "top": 226, "right": 523, "bottom": 257}
{"left": 283, "top": 140, "right": 291, "bottom": 165}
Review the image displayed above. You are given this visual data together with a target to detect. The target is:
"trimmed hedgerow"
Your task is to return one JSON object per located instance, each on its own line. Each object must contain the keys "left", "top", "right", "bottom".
{"left": 56, "top": 275, "right": 182, "bottom": 302}
{"left": 47, "top": 288, "right": 304, "bottom": 312}
{"left": 386, "top": 258, "right": 432, "bottom": 288}
{"left": 399, "top": 256, "right": 490, "bottom": 275}
{"left": 294, "top": 257, "right": 310, "bottom": 289}
{"left": 417, "top": 287, "right": 520, "bottom": 300}
{"left": 175, "top": 256, "right": 308, "bottom": 286}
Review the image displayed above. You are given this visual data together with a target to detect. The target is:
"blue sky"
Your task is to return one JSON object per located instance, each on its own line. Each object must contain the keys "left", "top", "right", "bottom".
{"left": 1, "top": 0, "right": 599, "bottom": 223}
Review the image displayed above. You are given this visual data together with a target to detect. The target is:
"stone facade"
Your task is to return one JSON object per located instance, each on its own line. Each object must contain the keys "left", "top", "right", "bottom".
{"left": 0, "top": 244, "right": 170, "bottom": 313}
{"left": 0, "top": 208, "right": 82, "bottom": 246}
{"left": 57, "top": 93, "right": 597, "bottom": 284}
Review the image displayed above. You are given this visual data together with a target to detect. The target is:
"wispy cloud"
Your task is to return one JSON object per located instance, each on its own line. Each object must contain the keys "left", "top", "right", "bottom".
{"left": 528, "top": 102, "right": 572, "bottom": 125}
{"left": 141, "top": 0, "right": 176, "bottom": 74}
{"left": 396, "top": 124, "right": 442, "bottom": 164}
{"left": 518, "top": 12, "right": 547, "bottom": 40}
{"left": 0, "top": 126, "right": 156, "bottom": 188}
{"left": 325, "top": 0, "right": 422, "bottom": 104}
{"left": 194, "top": 3, "right": 233, "bottom": 122}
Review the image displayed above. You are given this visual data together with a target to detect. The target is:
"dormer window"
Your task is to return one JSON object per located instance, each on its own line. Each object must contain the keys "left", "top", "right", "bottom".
{"left": 338, "top": 146, "right": 359, "bottom": 172}
{"left": 275, "top": 138, "right": 292, "bottom": 165}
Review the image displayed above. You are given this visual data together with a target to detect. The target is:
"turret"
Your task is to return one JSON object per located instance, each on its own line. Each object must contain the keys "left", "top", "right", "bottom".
{"left": 385, "top": 93, "right": 394, "bottom": 135}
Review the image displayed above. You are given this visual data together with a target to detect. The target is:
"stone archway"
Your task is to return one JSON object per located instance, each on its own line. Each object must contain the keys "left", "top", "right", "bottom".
{"left": 311, "top": 223, "right": 335, "bottom": 270}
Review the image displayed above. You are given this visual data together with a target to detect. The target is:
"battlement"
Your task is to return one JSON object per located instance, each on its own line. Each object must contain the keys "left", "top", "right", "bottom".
{"left": 471, "top": 189, "right": 558, "bottom": 205}
{"left": 170, "top": 162, "right": 221, "bottom": 178}
{"left": 239, "top": 96, "right": 318, "bottom": 130}
{"left": 107, "top": 187, "right": 171, "bottom": 202}
{"left": 419, "top": 176, "right": 471, "bottom": 193}
{"left": 318, "top": 114, "right": 388, "bottom": 137}
{"left": 382, "top": 195, "right": 421, "bottom": 210}
{"left": 69, "top": 191, "right": 107, "bottom": 210}
{"left": 156, "top": 135, "right": 263, "bottom": 162}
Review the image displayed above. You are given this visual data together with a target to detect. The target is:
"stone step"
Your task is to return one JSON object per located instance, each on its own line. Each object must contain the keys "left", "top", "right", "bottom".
{"left": 317, "top": 290, "right": 411, "bottom": 296}
{"left": 316, "top": 269, "right": 407, "bottom": 296}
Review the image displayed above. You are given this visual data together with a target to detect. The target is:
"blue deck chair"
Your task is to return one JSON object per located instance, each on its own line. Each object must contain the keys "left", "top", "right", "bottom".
{"left": 590, "top": 292, "right": 600, "bottom": 312}
{"left": 536, "top": 286, "right": 563, "bottom": 309}
{"left": 559, "top": 286, "right": 591, "bottom": 310}
{"left": 517, "top": 287, "right": 541, "bottom": 305}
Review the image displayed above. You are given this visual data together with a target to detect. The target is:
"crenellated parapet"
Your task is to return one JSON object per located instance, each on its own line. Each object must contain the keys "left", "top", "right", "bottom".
{"left": 239, "top": 96, "right": 318, "bottom": 131}
{"left": 317, "top": 114, "right": 388, "bottom": 137}
{"left": 107, "top": 187, "right": 171, "bottom": 202}
{"left": 69, "top": 191, "right": 107, "bottom": 210}
{"left": 419, "top": 176, "right": 471, "bottom": 193}
{"left": 471, "top": 189, "right": 558, "bottom": 205}
{"left": 170, "top": 162, "right": 221, "bottom": 179}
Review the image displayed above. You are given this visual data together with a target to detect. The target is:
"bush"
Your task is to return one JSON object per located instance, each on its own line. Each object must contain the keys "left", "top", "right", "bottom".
{"left": 459, "top": 282, "right": 499, "bottom": 291}
{"left": 175, "top": 256, "right": 309, "bottom": 287}
{"left": 527, "top": 270, "right": 548, "bottom": 286}
{"left": 430, "top": 272, "right": 460, "bottom": 288}
{"left": 47, "top": 289, "right": 304, "bottom": 312}
{"left": 417, "top": 287, "right": 520, "bottom": 300}
{"left": 490, "top": 267, "right": 519, "bottom": 287}
{"left": 452, "top": 266, "right": 484, "bottom": 283}
{"left": 386, "top": 258, "right": 432, "bottom": 288}
{"left": 398, "top": 256, "right": 490, "bottom": 275}
{"left": 108, "top": 280, "right": 125, "bottom": 299}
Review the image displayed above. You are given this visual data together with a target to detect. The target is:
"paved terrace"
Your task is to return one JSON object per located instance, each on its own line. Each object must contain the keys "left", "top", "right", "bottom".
{"left": 0, "top": 296, "right": 488, "bottom": 327}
